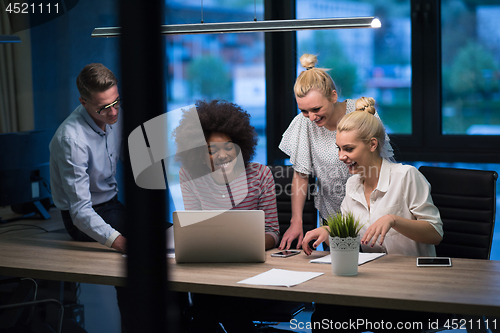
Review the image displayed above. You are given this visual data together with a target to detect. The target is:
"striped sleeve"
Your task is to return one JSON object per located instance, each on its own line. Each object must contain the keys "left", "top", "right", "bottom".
{"left": 247, "top": 164, "right": 280, "bottom": 246}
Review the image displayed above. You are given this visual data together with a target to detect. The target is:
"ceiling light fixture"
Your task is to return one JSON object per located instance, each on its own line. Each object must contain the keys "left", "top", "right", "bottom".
{"left": 91, "top": 17, "right": 381, "bottom": 38}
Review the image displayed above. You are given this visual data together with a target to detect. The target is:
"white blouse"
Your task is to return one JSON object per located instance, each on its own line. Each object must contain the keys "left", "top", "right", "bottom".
{"left": 341, "top": 159, "right": 443, "bottom": 257}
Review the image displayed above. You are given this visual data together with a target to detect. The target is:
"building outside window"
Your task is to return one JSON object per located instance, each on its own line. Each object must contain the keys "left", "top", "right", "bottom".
{"left": 296, "top": 0, "right": 412, "bottom": 134}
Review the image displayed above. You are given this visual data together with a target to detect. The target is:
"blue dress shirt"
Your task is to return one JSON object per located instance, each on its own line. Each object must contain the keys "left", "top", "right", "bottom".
{"left": 49, "top": 105, "right": 123, "bottom": 247}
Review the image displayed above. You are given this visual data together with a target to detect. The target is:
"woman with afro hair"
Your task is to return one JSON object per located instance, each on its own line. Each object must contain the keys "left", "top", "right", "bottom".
{"left": 173, "top": 99, "right": 279, "bottom": 250}
{"left": 172, "top": 100, "right": 280, "bottom": 333}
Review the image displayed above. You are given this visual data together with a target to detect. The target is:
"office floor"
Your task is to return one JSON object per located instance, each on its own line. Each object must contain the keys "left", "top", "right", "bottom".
{"left": 77, "top": 284, "right": 490, "bottom": 333}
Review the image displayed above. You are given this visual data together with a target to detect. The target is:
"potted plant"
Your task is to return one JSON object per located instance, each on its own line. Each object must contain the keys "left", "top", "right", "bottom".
{"left": 324, "top": 212, "right": 363, "bottom": 276}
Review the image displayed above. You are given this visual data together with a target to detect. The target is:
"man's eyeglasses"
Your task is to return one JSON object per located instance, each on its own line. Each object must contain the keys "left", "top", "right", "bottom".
{"left": 84, "top": 98, "right": 122, "bottom": 115}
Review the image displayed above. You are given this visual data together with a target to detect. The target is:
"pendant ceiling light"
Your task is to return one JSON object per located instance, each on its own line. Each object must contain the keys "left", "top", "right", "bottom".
{"left": 92, "top": 17, "right": 381, "bottom": 38}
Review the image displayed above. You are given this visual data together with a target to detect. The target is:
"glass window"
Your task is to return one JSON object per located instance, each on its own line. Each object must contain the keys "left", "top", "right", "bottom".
{"left": 405, "top": 161, "right": 500, "bottom": 260}
{"left": 441, "top": 0, "right": 500, "bottom": 135}
{"left": 165, "top": 0, "right": 266, "bottom": 212}
{"left": 165, "top": 0, "right": 266, "bottom": 164}
{"left": 295, "top": 0, "right": 412, "bottom": 134}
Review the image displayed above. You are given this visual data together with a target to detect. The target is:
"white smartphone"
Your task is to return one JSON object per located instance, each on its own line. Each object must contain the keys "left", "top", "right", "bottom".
{"left": 416, "top": 257, "right": 452, "bottom": 267}
{"left": 271, "top": 250, "right": 301, "bottom": 258}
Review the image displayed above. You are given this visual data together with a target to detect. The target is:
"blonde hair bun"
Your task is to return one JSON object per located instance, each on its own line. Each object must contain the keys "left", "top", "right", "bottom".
{"left": 355, "top": 97, "right": 376, "bottom": 115}
{"left": 294, "top": 53, "right": 336, "bottom": 99}
{"left": 299, "top": 54, "right": 318, "bottom": 69}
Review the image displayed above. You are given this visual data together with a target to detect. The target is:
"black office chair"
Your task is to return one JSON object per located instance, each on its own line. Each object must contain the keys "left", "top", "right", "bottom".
{"left": 249, "top": 165, "right": 318, "bottom": 332}
{"left": 0, "top": 278, "right": 65, "bottom": 333}
{"left": 419, "top": 166, "right": 498, "bottom": 333}
{"left": 419, "top": 166, "right": 497, "bottom": 260}
{"left": 0, "top": 278, "right": 88, "bottom": 333}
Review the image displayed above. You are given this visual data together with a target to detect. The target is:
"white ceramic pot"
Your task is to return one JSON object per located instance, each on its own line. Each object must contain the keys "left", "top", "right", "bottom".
{"left": 329, "top": 235, "right": 360, "bottom": 276}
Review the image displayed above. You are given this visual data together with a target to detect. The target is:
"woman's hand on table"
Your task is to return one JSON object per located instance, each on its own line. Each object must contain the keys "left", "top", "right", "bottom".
{"left": 279, "top": 221, "right": 304, "bottom": 250}
{"left": 301, "top": 227, "right": 329, "bottom": 256}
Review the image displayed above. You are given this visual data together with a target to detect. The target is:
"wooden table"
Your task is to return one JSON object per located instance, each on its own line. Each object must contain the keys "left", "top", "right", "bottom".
{"left": 0, "top": 231, "right": 125, "bottom": 286}
{"left": 169, "top": 251, "right": 500, "bottom": 317}
{"left": 0, "top": 216, "right": 499, "bottom": 317}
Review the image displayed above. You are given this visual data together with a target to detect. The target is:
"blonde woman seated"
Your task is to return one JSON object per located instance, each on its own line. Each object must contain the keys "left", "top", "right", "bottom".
{"left": 302, "top": 97, "right": 443, "bottom": 332}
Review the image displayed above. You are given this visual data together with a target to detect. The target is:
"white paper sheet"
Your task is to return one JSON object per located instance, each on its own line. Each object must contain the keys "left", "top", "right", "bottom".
{"left": 309, "top": 252, "right": 386, "bottom": 265}
{"left": 237, "top": 268, "right": 324, "bottom": 288}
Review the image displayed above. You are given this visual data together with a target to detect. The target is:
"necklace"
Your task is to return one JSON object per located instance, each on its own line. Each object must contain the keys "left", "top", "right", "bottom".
{"left": 210, "top": 168, "right": 236, "bottom": 207}
{"left": 213, "top": 183, "right": 227, "bottom": 198}
{"left": 215, "top": 168, "right": 230, "bottom": 198}
{"left": 217, "top": 188, "right": 226, "bottom": 198}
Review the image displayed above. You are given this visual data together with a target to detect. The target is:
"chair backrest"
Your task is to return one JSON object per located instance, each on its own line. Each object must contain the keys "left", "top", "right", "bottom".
{"left": 419, "top": 166, "right": 498, "bottom": 260}
{"left": 268, "top": 165, "right": 317, "bottom": 245}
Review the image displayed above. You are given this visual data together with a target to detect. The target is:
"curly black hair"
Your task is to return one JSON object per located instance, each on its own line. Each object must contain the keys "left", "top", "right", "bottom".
{"left": 172, "top": 100, "right": 258, "bottom": 176}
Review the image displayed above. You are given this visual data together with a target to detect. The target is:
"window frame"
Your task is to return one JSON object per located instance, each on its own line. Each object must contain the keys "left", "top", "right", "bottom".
{"left": 264, "top": 0, "right": 297, "bottom": 165}
{"left": 391, "top": 0, "right": 500, "bottom": 163}
{"left": 266, "top": 0, "right": 500, "bottom": 165}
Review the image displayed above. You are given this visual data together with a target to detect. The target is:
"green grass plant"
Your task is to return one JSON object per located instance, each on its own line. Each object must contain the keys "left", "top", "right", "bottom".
{"left": 325, "top": 212, "right": 363, "bottom": 238}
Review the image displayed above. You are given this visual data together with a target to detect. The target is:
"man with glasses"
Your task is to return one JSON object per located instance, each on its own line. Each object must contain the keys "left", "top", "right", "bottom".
{"left": 49, "top": 63, "right": 127, "bottom": 253}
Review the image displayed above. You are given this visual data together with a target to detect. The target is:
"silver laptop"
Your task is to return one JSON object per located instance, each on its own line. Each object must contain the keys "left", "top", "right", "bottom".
{"left": 172, "top": 210, "right": 266, "bottom": 263}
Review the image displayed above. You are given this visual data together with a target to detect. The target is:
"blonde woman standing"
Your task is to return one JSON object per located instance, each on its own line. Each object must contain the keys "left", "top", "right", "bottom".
{"left": 278, "top": 54, "right": 393, "bottom": 250}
